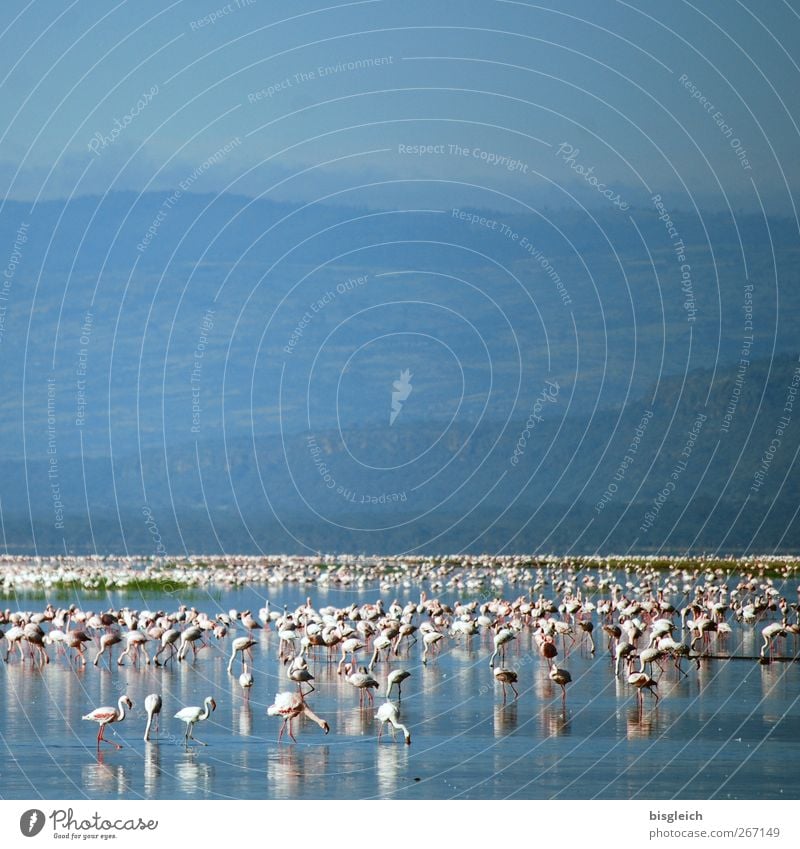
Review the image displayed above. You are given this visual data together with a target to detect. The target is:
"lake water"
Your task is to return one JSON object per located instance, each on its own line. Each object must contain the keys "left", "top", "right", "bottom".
{"left": 1, "top": 582, "right": 798, "bottom": 800}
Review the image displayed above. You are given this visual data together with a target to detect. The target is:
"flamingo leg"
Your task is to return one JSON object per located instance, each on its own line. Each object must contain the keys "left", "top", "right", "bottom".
{"left": 511, "top": 682, "right": 519, "bottom": 699}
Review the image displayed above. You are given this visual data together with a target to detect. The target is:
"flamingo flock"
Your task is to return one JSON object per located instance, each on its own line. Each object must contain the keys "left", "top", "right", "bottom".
{"left": 2, "top": 555, "right": 799, "bottom": 753}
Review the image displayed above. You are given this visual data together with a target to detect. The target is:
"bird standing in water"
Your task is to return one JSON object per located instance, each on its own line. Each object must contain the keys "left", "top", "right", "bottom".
{"left": 267, "top": 691, "right": 330, "bottom": 742}
{"left": 174, "top": 696, "right": 216, "bottom": 747}
{"left": 493, "top": 667, "right": 519, "bottom": 702}
{"left": 549, "top": 666, "right": 572, "bottom": 706}
{"left": 144, "top": 693, "right": 162, "bottom": 742}
{"left": 83, "top": 695, "right": 133, "bottom": 750}
{"left": 375, "top": 701, "right": 411, "bottom": 745}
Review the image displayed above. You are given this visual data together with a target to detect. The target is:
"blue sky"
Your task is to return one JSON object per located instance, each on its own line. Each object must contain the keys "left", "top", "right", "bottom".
{"left": 1, "top": 0, "right": 798, "bottom": 211}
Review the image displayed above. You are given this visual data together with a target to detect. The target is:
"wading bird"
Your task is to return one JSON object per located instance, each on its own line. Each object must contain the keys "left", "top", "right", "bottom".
{"left": 174, "top": 696, "right": 216, "bottom": 747}
{"left": 493, "top": 667, "right": 519, "bottom": 702}
{"left": 83, "top": 695, "right": 133, "bottom": 750}
{"left": 144, "top": 693, "right": 162, "bottom": 742}
{"left": 267, "top": 691, "right": 330, "bottom": 742}
{"left": 375, "top": 701, "right": 411, "bottom": 745}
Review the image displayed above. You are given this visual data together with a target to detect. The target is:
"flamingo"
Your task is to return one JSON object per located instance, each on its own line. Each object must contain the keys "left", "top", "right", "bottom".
{"left": 368, "top": 634, "right": 392, "bottom": 671}
{"left": 578, "top": 620, "right": 595, "bottom": 653}
{"left": 82, "top": 695, "right": 133, "bottom": 749}
{"left": 493, "top": 667, "right": 519, "bottom": 702}
{"left": 421, "top": 630, "right": 444, "bottom": 665}
{"left": 346, "top": 665, "right": 379, "bottom": 706}
{"left": 286, "top": 655, "right": 315, "bottom": 696}
{"left": 375, "top": 701, "right": 411, "bottom": 745}
{"left": 549, "top": 666, "right": 572, "bottom": 706}
{"left": 489, "top": 627, "right": 515, "bottom": 668}
{"left": 267, "top": 691, "right": 330, "bottom": 742}
{"left": 227, "top": 636, "right": 256, "bottom": 674}
{"left": 760, "top": 622, "right": 786, "bottom": 661}
{"left": 174, "top": 696, "right": 216, "bottom": 747}
{"left": 3, "top": 625, "right": 24, "bottom": 662}
{"left": 629, "top": 672, "right": 659, "bottom": 705}
{"left": 144, "top": 694, "right": 162, "bottom": 741}
{"left": 153, "top": 628, "right": 180, "bottom": 666}
{"left": 239, "top": 663, "right": 254, "bottom": 699}
{"left": 386, "top": 668, "right": 411, "bottom": 700}
{"left": 337, "top": 637, "right": 365, "bottom": 674}
{"left": 177, "top": 625, "right": 204, "bottom": 662}
{"left": 93, "top": 632, "right": 122, "bottom": 667}
{"left": 117, "top": 629, "right": 149, "bottom": 666}
{"left": 240, "top": 610, "right": 262, "bottom": 631}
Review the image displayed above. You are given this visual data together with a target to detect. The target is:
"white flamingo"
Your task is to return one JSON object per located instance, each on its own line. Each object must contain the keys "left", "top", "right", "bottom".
{"left": 174, "top": 696, "right": 216, "bottom": 746}
{"left": 144, "top": 693, "right": 162, "bottom": 741}
{"left": 227, "top": 636, "right": 256, "bottom": 674}
{"left": 239, "top": 663, "right": 254, "bottom": 698}
{"left": 489, "top": 627, "right": 515, "bottom": 668}
{"left": 375, "top": 701, "right": 411, "bottom": 745}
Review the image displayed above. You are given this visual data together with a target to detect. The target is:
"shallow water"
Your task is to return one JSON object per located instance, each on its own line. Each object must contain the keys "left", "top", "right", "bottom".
{"left": 1, "top": 582, "right": 798, "bottom": 800}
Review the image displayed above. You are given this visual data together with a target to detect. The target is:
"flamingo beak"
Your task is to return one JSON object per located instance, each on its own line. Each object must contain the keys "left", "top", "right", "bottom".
{"left": 323, "top": 722, "right": 330, "bottom": 734}
{"left": 211, "top": 699, "right": 217, "bottom": 711}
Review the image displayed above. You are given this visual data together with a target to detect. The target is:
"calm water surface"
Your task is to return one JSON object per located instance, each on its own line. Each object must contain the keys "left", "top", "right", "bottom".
{"left": 1, "top": 582, "right": 798, "bottom": 800}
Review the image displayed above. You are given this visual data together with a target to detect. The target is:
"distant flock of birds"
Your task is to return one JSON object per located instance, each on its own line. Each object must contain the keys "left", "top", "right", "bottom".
{"left": 2, "top": 561, "right": 799, "bottom": 751}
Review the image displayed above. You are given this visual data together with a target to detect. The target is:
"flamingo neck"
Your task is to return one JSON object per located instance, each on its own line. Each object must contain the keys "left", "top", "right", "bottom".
{"left": 117, "top": 698, "right": 128, "bottom": 720}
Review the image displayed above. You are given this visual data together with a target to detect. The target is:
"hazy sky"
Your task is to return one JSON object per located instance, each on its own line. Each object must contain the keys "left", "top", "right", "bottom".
{"left": 2, "top": 0, "right": 798, "bottom": 211}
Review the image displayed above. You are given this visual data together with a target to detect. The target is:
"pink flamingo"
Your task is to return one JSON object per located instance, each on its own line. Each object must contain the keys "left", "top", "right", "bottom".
{"left": 82, "top": 695, "right": 133, "bottom": 749}
{"left": 267, "top": 692, "right": 330, "bottom": 742}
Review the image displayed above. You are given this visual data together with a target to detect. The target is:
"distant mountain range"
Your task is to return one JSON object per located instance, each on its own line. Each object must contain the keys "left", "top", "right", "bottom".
{"left": 1, "top": 354, "right": 798, "bottom": 556}
{"left": 0, "top": 191, "right": 797, "bottom": 554}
